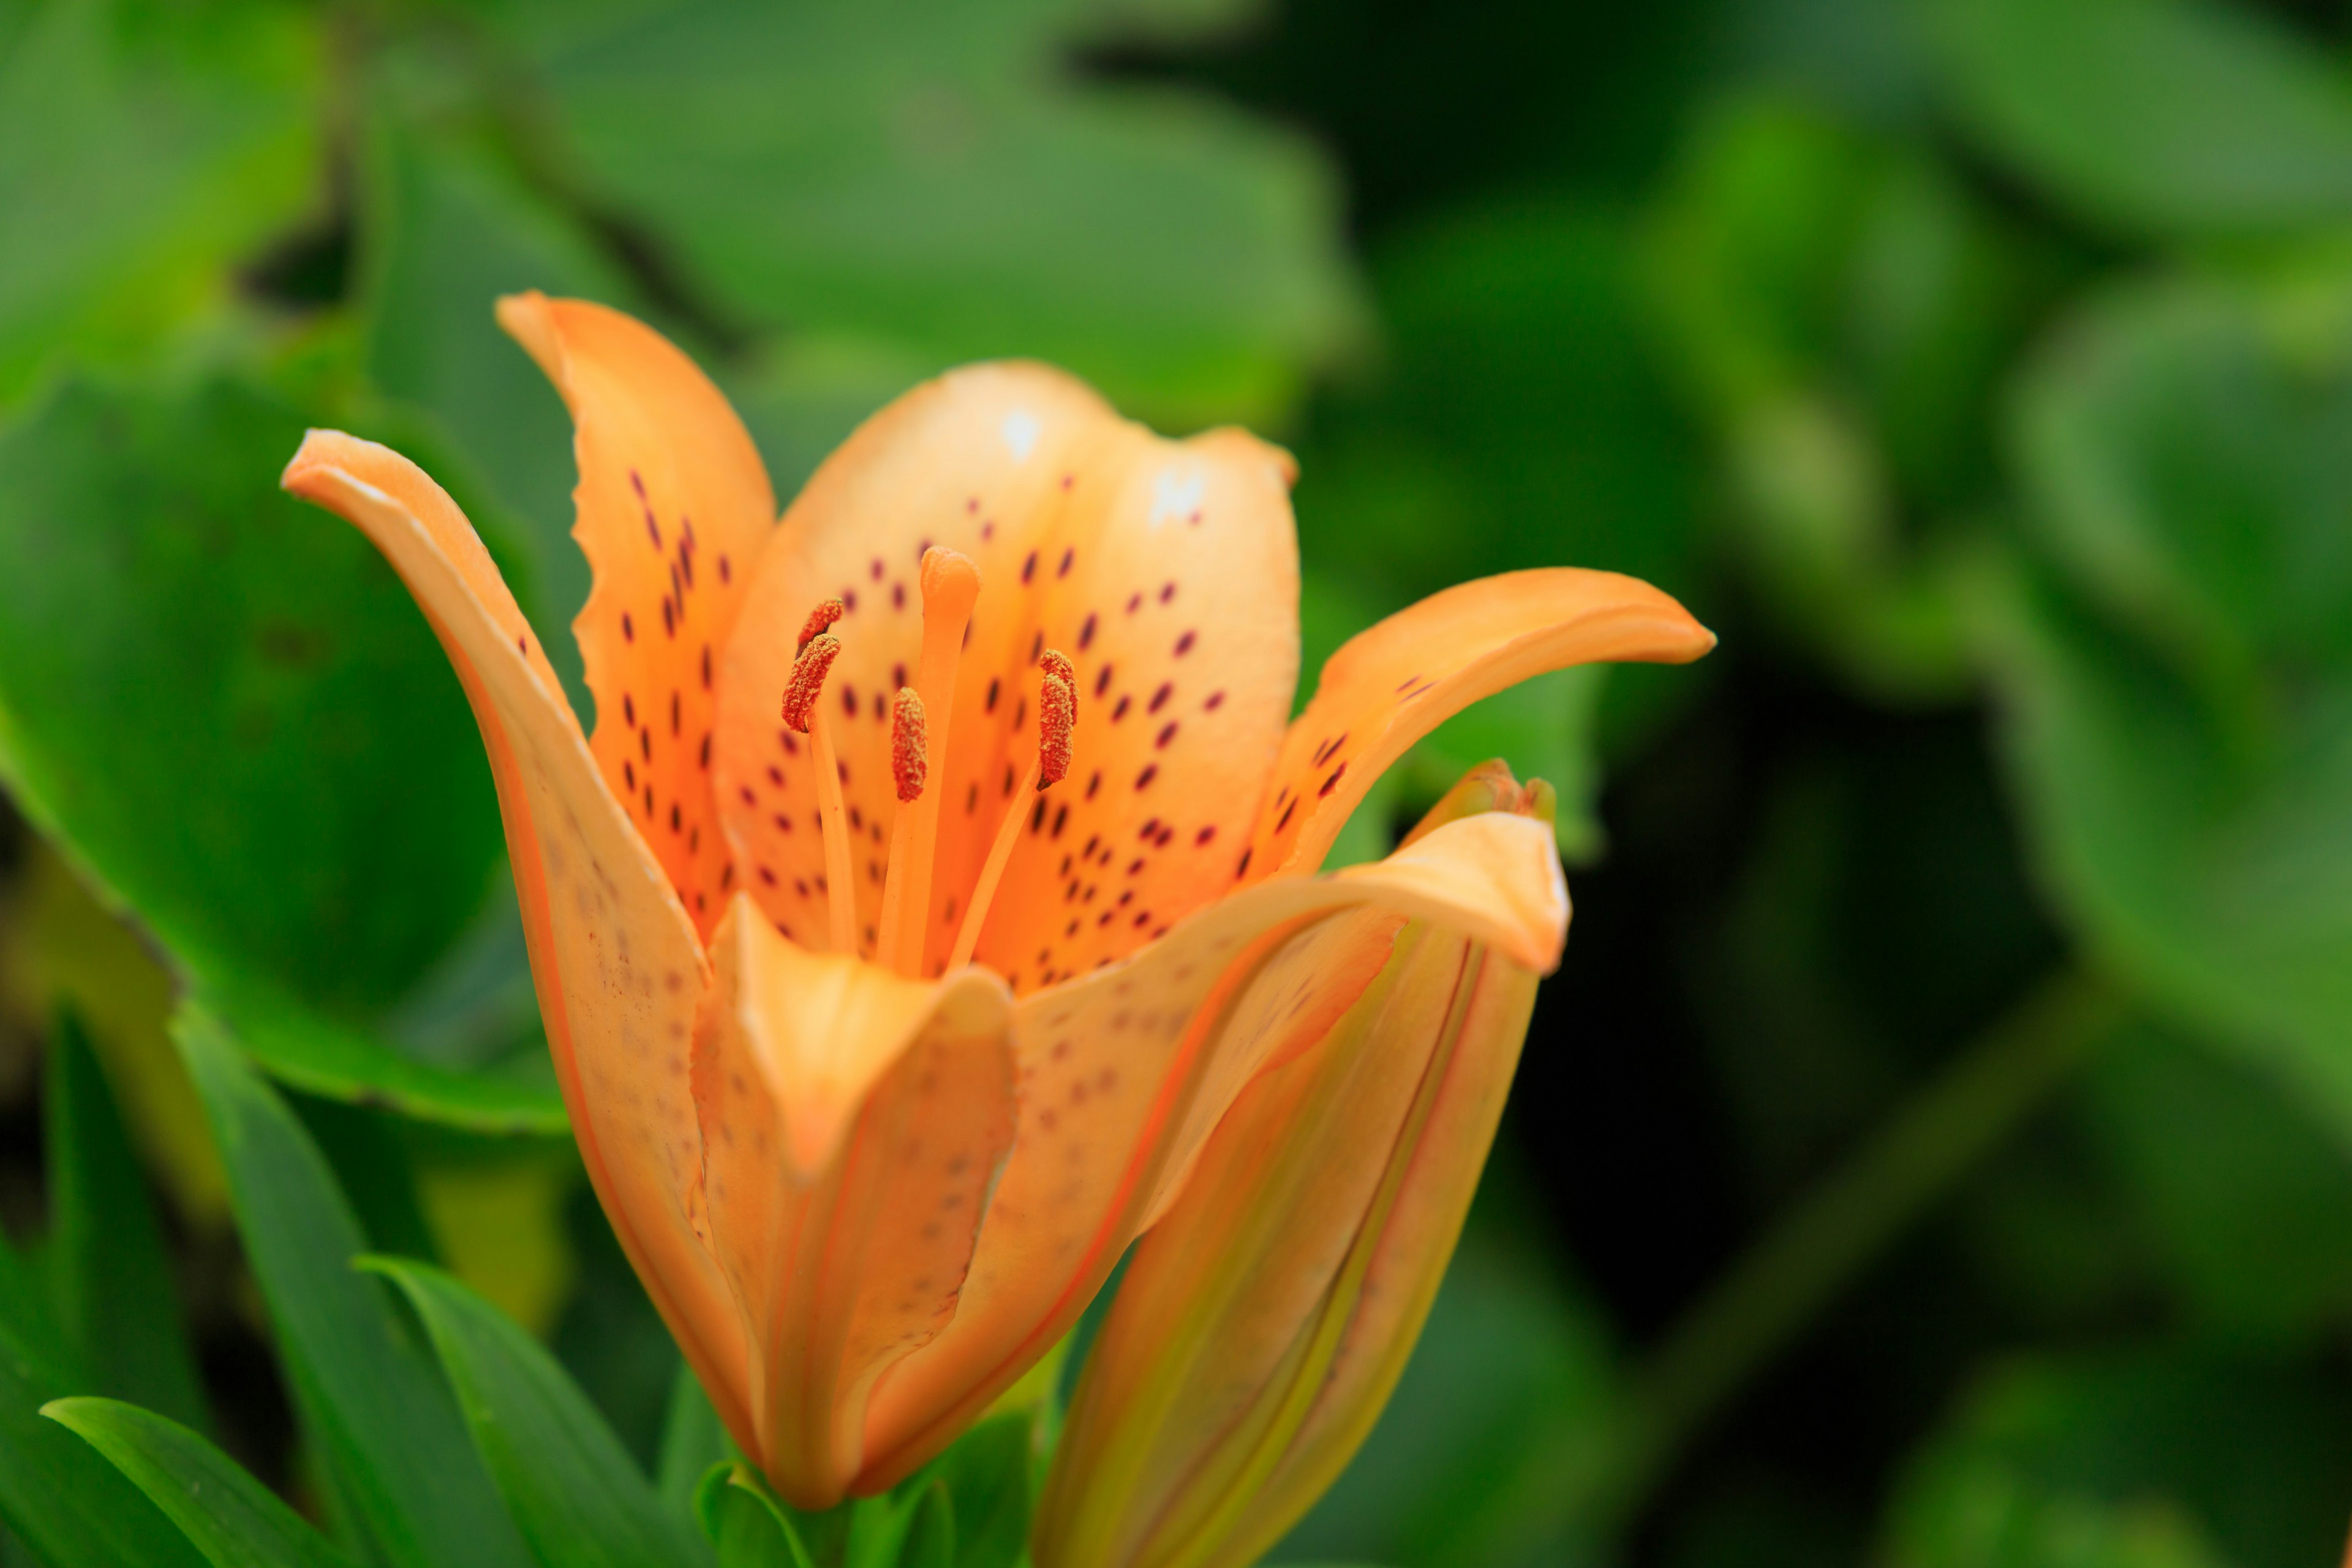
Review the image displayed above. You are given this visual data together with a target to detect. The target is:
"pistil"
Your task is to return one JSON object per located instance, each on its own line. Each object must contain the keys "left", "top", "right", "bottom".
{"left": 948, "top": 652, "right": 1076, "bottom": 973}
{"left": 877, "top": 547, "right": 981, "bottom": 976}
{"left": 782, "top": 601, "right": 856, "bottom": 955}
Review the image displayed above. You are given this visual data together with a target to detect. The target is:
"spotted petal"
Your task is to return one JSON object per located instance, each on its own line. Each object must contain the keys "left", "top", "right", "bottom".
{"left": 692, "top": 902, "right": 1017, "bottom": 1507}
{"left": 713, "top": 361, "right": 1300, "bottom": 985}
{"left": 280, "top": 432, "right": 750, "bottom": 1445}
{"left": 854, "top": 807, "right": 1566, "bottom": 1491}
{"left": 500, "top": 292, "right": 777, "bottom": 937}
{"left": 1241, "top": 567, "right": 1714, "bottom": 880}
{"left": 1031, "top": 919, "right": 1539, "bottom": 1568}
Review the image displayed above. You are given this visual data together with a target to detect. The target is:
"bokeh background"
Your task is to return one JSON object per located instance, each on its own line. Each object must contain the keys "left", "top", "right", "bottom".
{"left": 4, "top": 0, "right": 2352, "bottom": 1563}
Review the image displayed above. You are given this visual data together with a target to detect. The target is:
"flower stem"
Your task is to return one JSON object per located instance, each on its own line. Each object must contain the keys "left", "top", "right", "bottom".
{"left": 1596, "top": 965, "right": 2128, "bottom": 1525}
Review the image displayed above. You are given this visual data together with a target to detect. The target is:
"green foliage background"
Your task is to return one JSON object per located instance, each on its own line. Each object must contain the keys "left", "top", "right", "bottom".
{"left": 4, "top": 0, "right": 2352, "bottom": 1564}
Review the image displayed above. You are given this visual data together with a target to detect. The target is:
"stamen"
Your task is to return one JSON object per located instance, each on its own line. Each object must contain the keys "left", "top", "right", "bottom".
{"left": 948, "top": 652, "right": 1077, "bottom": 973}
{"left": 890, "top": 688, "right": 929, "bottom": 802}
{"left": 878, "top": 548, "right": 980, "bottom": 976}
{"left": 1038, "top": 663, "right": 1074, "bottom": 788}
{"left": 797, "top": 597, "right": 844, "bottom": 654}
{"left": 875, "top": 688, "right": 929, "bottom": 970}
{"left": 781, "top": 633, "right": 856, "bottom": 956}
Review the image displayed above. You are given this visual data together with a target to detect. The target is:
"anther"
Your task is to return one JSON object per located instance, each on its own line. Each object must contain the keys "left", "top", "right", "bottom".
{"left": 778, "top": 630, "right": 855, "bottom": 955}
{"left": 949, "top": 652, "right": 1081, "bottom": 973}
{"left": 891, "top": 688, "right": 928, "bottom": 803}
{"left": 1038, "top": 652, "right": 1076, "bottom": 790}
{"left": 1039, "top": 648, "right": 1077, "bottom": 720}
{"left": 780, "top": 634, "right": 841, "bottom": 733}
{"left": 796, "top": 597, "right": 845, "bottom": 654}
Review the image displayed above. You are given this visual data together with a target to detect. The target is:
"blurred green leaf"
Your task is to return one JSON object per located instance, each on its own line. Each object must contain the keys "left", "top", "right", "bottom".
{"left": 357, "top": 110, "right": 641, "bottom": 712}
{"left": 43, "top": 1008, "right": 208, "bottom": 1430}
{"left": 695, "top": 1465, "right": 815, "bottom": 1568}
{"left": 1274, "top": 1236, "right": 1620, "bottom": 1568}
{"left": 1882, "top": 1346, "right": 2352, "bottom": 1568}
{"left": 1935, "top": 0, "right": 2352, "bottom": 239}
{"left": 497, "top": 0, "right": 1364, "bottom": 428}
{"left": 0, "top": 374, "right": 566, "bottom": 1129}
{"left": 0, "top": 1226, "right": 208, "bottom": 1568}
{"left": 2081, "top": 1021, "right": 2352, "bottom": 1343}
{"left": 912, "top": 1414, "right": 1031, "bottom": 1568}
{"left": 291, "top": 1095, "right": 439, "bottom": 1265}
{"left": 42, "top": 1397, "right": 352, "bottom": 1568}
{"left": 176, "top": 1006, "right": 534, "bottom": 1568}
{"left": 0, "top": 0, "right": 320, "bottom": 399}
{"left": 658, "top": 1366, "right": 737, "bottom": 1525}
{"left": 1985, "top": 276, "right": 2352, "bottom": 1137}
{"left": 366, "top": 1256, "right": 716, "bottom": 1568}
{"left": 894, "top": 1482, "right": 952, "bottom": 1568}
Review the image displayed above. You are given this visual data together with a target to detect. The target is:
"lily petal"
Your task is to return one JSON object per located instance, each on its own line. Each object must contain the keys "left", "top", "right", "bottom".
{"left": 856, "top": 809, "right": 1565, "bottom": 1491}
{"left": 693, "top": 899, "right": 1017, "bottom": 1506}
{"left": 280, "top": 432, "right": 750, "bottom": 1447}
{"left": 713, "top": 361, "right": 1300, "bottom": 982}
{"left": 500, "top": 292, "right": 777, "bottom": 936}
{"left": 1241, "top": 567, "right": 1714, "bottom": 880}
{"left": 1032, "top": 920, "right": 1540, "bottom": 1568}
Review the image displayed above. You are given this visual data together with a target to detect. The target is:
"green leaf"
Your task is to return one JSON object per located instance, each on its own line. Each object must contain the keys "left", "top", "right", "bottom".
{"left": 43, "top": 1008, "right": 209, "bottom": 1430}
{"left": 356, "top": 110, "right": 641, "bottom": 714}
{"left": 2081, "top": 1022, "right": 2352, "bottom": 1343}
{"left": 1984, "top": 276, "right": 2352, "bottom": 1136}
{"left": 175, "top": 1006, "right": 533, "bottom": 1568}
{"left": 1935, "top": 0, "right": 2352, "bottom": 238}
{"left": 915, "top": 1414, "right": 1031, "bottom": 1568}
{"left": 42, "top": 1397, "right": 351, "bottom": 1568}
{"left": 658, "top": 1365, "right": 737, "bottom": 1524}
{"left": 1881, "top": 1346, "right": 2352, "bottom": 1568}
{"left": 0, "top": 1227, "right": 208, "bottom": 1568}
{"left": 364, "top": 1256, "right": 715, "bottom": 1568}
{"left": 694, "top": 1466, "right": 815, "bottom": 1568}
{"left": 0, "top": 373, "right": 565, "bottom": 1131}
{"left": 892, "top": 1482, "right": 952, "bottom": 1568}
{"left": 502, "top": 0, "right": 1365, "bottom": 427}
{"left": 0, "top": 0, "right": 320, "bottom": 399}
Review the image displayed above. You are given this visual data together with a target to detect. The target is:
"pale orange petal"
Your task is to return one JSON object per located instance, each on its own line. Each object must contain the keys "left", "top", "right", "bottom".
{"left": 1033, "top": 926, "right": 1539, "bottom": 1568}
{"left": 1240, "top": 568, "right": 1714, "bottom": 881}
{"left": 692, "top": 899, "right": 1016, "bottom": 1507}
{"left": 281, "top": 431, "right": 748, "bottom": 1447}
{"left": 712, "top": 363, "right": 1300, "bottom": 984}
{"left": 499, "top": 292, "right": 777, "bottom": 937}
{"left": 854, "top": 810, "right": 1565, "bottom": 1491}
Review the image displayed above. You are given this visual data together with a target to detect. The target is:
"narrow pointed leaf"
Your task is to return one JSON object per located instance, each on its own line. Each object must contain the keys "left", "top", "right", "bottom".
{"left": 175, "top": 1006, "right": 532, "bottom": 1568}
{"left": 920, "top": 1414, "right": 1031, "bottom": 1568}
{"left": 695, "top": 1466, "right": 816, "bottom": 1568}
{"left": 44, "top": 1009, "right": 208, "bottom": 1430}
{"left": 0, "top": 1229, "right": 206, "bottom": 1568}
{"left": 42, "top": 1398, "right": 350, "bottom": 1568}
{"left": 660, "top": 1367, "right": 737, "bottom": 1524}
{"left": 364, "top": 1256, "right": 714, "bottom": 1568}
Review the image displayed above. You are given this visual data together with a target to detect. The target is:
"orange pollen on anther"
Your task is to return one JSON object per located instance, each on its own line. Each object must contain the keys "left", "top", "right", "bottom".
{"left": 1038, "top": 656, "right": 1076, "bottom": 790}
{"left": 891, "top": 688, "right": 928, "bottom": 803}
{"left": 796, "top": 597, "right": 845, "bottom": 654}
{"left": 1038, "top": 648, "right": 1077, "bottom": 720}
{"left": 780, "top": 634, "right": 842, "bottom": 733}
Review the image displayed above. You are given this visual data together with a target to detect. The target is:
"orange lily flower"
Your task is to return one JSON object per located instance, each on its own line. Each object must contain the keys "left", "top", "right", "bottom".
{"left": 279, "top": 294, "right": 1711, "bottom": 1509}
{"left": 1033, "top": 766, "right": 1559, "bottom": 1568}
